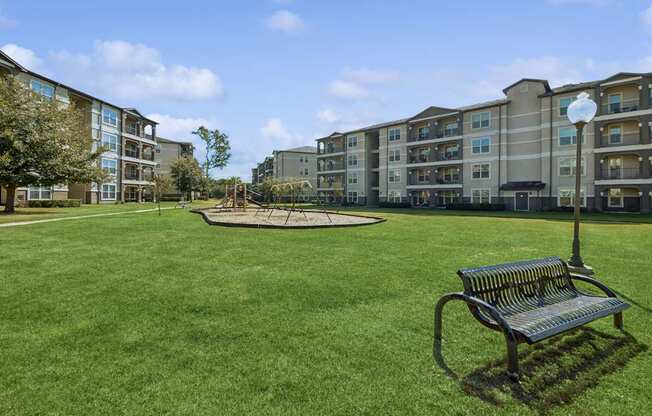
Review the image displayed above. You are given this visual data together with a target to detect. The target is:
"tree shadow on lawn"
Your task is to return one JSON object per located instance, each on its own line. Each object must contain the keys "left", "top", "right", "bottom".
{"left": 435, "top": 328, "right": 647, "bottom": 414}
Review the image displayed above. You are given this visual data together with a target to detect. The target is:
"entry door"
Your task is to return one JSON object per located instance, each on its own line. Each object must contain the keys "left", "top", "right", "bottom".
{"left": 515, "top": 192, "right": 529, "bottom": 211}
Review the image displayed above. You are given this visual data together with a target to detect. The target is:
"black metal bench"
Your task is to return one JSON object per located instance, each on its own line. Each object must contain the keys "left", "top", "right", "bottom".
{"left": 434, "top": 257, "right": 629, "bottom": 381}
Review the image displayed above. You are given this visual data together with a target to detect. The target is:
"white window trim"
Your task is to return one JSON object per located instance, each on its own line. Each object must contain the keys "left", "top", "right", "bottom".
{"left": 101, "top": 183, "right": 117, "bottom": 201}
{"left": 471, "top": 163, "right": 491, "bottom": 180}
{"left": 388, "top": 168, "right": 401, "bottom": 183}
{"left": 388, "top": 128, "right": 401, "bottom": 142}
{"left": 559, "top": 97, "right": 573, "bottom": 117}
{"left": 471, "top": 137, "right": 491, "bottom": 154}
{"left": 471, "top": 188, "right": 491, "bottom": 204}
{"left": 558, "top": 187, "right": 586, "bottom": 208}
{"left": 102, "top": 108, "right": 118, "bottom": 127}
{"left": 607, "top": 189, "right": 624, "bottom": 208}
{"left": 27, "top": 185, "right": 53, "bottom": 201}
{"left": 558, "top": 126, "right": 581, "bottom": 146}
{"left": 608, "top": 124, "right": 623, "bottom": 144}
{"left": 558, "top": 157, "right": 586, "bottom": 177}
{"left": 348, "top": 136, "right": 358, "bottom": 148}
{"left": 102, "top": 132, "right": 119, "bottom": 152}
{"left": 389, "top": 149, "right": 400, "bottom": 162}
{"left": 471, "top": 111, "right": 491, "bottom": 129}
{"left": 101, "top": 158, "right": 118, "bottom": 175}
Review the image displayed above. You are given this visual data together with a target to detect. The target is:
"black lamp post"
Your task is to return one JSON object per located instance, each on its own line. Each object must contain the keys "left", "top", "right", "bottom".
{"left": 566, "top": 92, "right": 597, "bottom": 275}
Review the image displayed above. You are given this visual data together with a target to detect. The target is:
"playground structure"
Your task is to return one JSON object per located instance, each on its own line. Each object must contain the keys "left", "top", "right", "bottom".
{"left": 199, "top": 180, "right": 384, "bottom": 229}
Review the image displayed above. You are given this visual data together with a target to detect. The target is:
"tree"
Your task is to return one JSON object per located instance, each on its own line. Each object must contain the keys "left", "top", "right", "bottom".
{"left": 192, "top": 126, "right": 231, "bottom": 177}
{"left": 152, "top": 173, "right": 172, "bottom": 215}
{"left": 0, "top": 75, "right": 104, "bottom": 213}
{"left": 169, "top": 156, "right": 203, "bottom": 201}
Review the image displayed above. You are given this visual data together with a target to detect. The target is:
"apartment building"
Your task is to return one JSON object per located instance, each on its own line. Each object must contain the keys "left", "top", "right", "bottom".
{"left": 317, "top": 72, "right": 652, "bottom": 213}
{"left": 156, "top": 136, "right": 194, "bottom": 197}
{"left": 252, "top": 146, "right": 317, "bottom": 188}
{"left": 0, "top": 50, "right": 159, "bottom": 205}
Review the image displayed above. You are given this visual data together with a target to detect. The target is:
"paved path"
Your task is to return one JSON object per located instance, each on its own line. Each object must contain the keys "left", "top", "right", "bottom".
{"left": 0, "top": 207, "right": 177, "bottom": 228}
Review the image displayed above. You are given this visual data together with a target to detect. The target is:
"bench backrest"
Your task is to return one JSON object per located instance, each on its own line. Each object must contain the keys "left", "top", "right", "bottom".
{"left": 458, "top": 257, "right": 575, "bottom": 312}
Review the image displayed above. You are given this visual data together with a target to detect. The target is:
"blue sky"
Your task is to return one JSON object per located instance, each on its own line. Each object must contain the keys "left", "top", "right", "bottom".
{"left": 1, "top": 0, "right": 652, "bottom": 180}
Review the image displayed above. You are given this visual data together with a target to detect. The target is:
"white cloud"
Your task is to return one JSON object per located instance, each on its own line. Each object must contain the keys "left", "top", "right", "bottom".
{"left": 49, "top": 40, "right": 223, "bottom": 102}
{"left": 1, "top": 44, "right": 41, "bottom": 71}
{"left": 642, "top": 4, "right": 652, "bottom": 36}
{"left": 260, "top": 117, "right": 302, "bottom": 145}
{"left": 328, "top": 80, "right": 369, "bottom": 100}
{"left": 266, "top": 10, "right": 305, "bottom": 33}
{"left": 316, "top": 108, "right": 340, "bottom": 123}
{"left": 147, "top": 113, "right": 221, "bottom": 165}
{"left": 342, "top": 67, "right": 400, "bottom": 84}
{"left": 0, "top": 9, "right": 16, "bottom": 29}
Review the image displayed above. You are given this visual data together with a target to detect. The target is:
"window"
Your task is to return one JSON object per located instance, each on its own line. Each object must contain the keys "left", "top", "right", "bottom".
{"left": 417, "top": 169, "right": 430, "bottom": 183}
{"left": 472, "top": 137, "right": 491, "bottom": 154}
{"left": 444, "top": 122, "right": 458, "bottom": 137}
{"left": 348, "top": 173, "right": 358, "bottom": 184}
{"left": 608, "top": 94, "right": 621, "bottom": 113}
{"left": 472, "top": 189, "right": 490, "bottom": 204}
{"left": 471, "top": 112, "right": 491, "bottom": 129}
{"left": 418, "top": 126, "right": 429, "bottom": 139}
{"left": 472, "top": 163, "right": 490, "bottom": 179}
{"left": 101, "top": 132, "right": 118, "bottom": 152}
{"left": 102, "top": 108, "right": 118, "bottom": 126}
{"left": 559, "top": 188, "right": 586, "bottom": 207}
{"left": 101, "top": 158, "right": 117, "bottom": 175}
{"left": 28, "top": 186, "right": 51, "bottom": 200}
{"left": 389, "top": 169, "right": 401, "bottom": 183}
{"left": 559, "top": 157, "right": 585, "bottom": 176}
{"left": 30, "top": 79, "right": 54, "bottom": 100}
{"left": 389, "top": 149, "right": 400, "bottom": 162}
{"left": 388, "top": 128, "right": 401, "bottom": 142}
{"left": 347, "top": 155, "right": 358, "bottom": 167}
{"left": 608, "top": 157, "right": 622, "bottom": 179}
{"left": 559, "top": 127, "right": 578, "bottom": 146}
{"left": 559, "top": 97, "right": 572, "bottom": 116}
{"left": 609, "top": 126, "right": 622, "bottom": 144}
{"left": 388, "top": 191, "right": 401, "bottom": 203}
{"left": 608, "top": 188, "right": 624, "bottom": 208}
{"left": 347, "top": 191, "right": 358, "bottom": 203}
{"left": 102, "top": 184, "right": 117, "bottom": 200}
{"left": 348, "top": 136, "right": 358, "bottom": 148}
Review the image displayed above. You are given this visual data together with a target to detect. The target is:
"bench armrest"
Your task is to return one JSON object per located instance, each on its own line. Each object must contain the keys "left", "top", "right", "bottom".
{"left": 570, "top": 273, "right": 618, "bottom": 298}
{"left": 436, "top": 292, "right": 514, "bottom": 336}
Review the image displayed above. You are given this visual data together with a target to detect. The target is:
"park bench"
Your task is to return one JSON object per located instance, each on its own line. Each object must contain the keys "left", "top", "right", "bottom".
{"left": 176, "top": 200, "right": 190, "bottom": 209}
{"left": 434, "top": 256, "right": 629, "bottom": 381}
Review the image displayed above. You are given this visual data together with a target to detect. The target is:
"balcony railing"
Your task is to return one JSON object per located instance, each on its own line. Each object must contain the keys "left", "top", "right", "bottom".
{"left": 318, "top": 161, "right": 345, "bottom": 171}
{"left": 408, "top": 128, "right": 461, "bottom": 143}
{"left": 437, "top": 128, "right": 460, "bottom": 138}
{"left": 599, "top": 133, "right": 641, "bottom": 147}
{"left": 598, "top": 167, "right": 641, "bottom": 180}
{"left": 600, "top": 99, "right": 640, "bottom": 115}
{"left": 317, "top": 182, "right": 345, "bottom": 189}
{"left": 125, "top": 172, "right": 140, "bottom": 180}
{"left": 141, "top": 151, "right": 155, "bottom": 162}
{"left": 125, "top": 149, "right": 139, "bottom": 159}
{"left": 319, "top": 144, "right": 345, "bottom": 154}
{"left": 436, "top": 175, "right": 462, "bottom": 185}
{"left": 437, "top": 151, "right": 461, "bottom": 161}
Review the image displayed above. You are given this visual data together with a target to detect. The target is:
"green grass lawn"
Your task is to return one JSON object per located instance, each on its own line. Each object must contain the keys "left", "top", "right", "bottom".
{"left": 0, "top": 208, "right": 650, "bottom": 415}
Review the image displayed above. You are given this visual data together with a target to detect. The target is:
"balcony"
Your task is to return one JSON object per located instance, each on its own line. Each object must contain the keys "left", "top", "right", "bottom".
{"left": 436, "top": 174, "right": 462, "bottom": 185}
{"left": 600, "top": 99, "right": 640, "bottom": 115}
{"left": 317, "top": 181, "right": 345, "bottom": 190}
{"left": 598, "top": 133, "right": 641, "bottom": 147}
{"left": 407, "top": 171, "right": 461, "bottom": 186}
{"left": 124, "top": 148, "right": 140, "bottom": 159}
{"left": 142, "top": 149, "right": 155, "bottom": 162}
{"left": 436, "top": 151, "right": 461, "bottom": 162}
{"left": 318, "top": 142, "right": 345, "bottom": 155}
{"left": 598, "top": 167, "right": 641, "bottom": 180}
{"left": 318, "top": 161, "right": 345, "bottom": 172}
{"left": 408, "top": 127, "right": 461, "bottom": 143}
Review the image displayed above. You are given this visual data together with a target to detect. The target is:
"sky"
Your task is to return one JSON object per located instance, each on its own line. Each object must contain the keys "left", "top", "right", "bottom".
{"left": 1, "top": 0, "right": 652, "bottom": 181}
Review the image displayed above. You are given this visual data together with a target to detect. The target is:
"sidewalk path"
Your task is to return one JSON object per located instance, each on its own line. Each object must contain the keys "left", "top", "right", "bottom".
{"left": 0, "top": 207, "right": 177, "bottom": 228}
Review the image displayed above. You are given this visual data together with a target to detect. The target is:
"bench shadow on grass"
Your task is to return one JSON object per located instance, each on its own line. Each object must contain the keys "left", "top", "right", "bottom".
{"left": 435, "top": 327, "right": 647, "bottom": 413}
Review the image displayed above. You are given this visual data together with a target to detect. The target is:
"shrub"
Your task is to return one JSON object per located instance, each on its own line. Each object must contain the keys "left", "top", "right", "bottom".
{"left": 27, "top": 199, "right": 81, "bottom": 208}
{"left": 445, "top": 202, "right": 505, "bottom": 211}
{"left": 378, "top": 201, "right": 411, "bottom": 209}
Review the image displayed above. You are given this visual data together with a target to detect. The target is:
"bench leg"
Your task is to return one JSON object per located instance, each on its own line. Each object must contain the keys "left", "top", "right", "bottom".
{"left": 614, "top": 312, "right": 623, "bottom": 330}
{"left": 505, "top": 336, "right": 519, "bottom": 382}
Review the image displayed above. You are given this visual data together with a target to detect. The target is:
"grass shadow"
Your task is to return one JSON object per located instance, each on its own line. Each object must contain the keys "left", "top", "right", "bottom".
{"left": 436, "top": 328, "right": 646, "bottom": 414}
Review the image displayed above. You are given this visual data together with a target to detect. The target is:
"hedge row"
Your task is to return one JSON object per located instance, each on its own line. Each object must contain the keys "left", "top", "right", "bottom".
{"left": 445, "top": 203, "right": 506, "bottom": 211}
{"left": 27, "top": 199, "right": 81, "bottom": 208}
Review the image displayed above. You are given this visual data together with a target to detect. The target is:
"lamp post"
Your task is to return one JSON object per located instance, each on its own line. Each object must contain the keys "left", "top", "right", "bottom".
{"left": 566, "top": 92, "right": 597, "bottom": 274}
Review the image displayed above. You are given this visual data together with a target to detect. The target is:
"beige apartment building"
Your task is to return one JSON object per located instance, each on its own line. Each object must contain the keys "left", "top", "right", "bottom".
{"left": 156, "top": 137, "right": 194, "bottom": 197}
{"left": 317, "top": 72, "right": 652, "bottom": 213}
{"left": 0, "top": 50, "right": 161, "bottom": 205}
{"left": 252, "top": 146, "right": 317, "bottom": 189}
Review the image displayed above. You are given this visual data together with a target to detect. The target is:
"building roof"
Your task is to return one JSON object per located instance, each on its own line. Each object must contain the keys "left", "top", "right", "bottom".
{"left": 279, "top": 145, "right": 317, "bottom": 153}
{"left": 458, "top": 98, "right": 509, "bottom": 112}
{"left": 502, "top": 78, "right": 551, "bottom": 94}
{"left": 156, "top": 136, "right": 194, "bottom": 147}
{"left": 409, "top": 106, "right": 458, "bottom": 121}
{"left": 0, "top": 50, "right": 158, "bottom": 125}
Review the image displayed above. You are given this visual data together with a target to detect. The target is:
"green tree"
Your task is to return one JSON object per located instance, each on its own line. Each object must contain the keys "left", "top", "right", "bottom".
{"left": 0, "top": 76, "right": 104, "bottom": 213}
{"left": 192, "top": 126, "right": 231, "bottom": 177}
{"left": 152, "top": 172, "right": 172, "bottom": 215}
{"left": 169, "top": 156, "right": 203, "bottom": 201}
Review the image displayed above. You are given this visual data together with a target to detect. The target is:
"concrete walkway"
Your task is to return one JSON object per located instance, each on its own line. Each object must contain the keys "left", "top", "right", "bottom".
{"left": 0, "top": 207, "right": 177, "bottom": 228}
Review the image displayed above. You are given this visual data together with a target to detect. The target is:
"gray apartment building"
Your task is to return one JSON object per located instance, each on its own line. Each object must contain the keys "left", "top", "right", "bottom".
{"left": 0, "top": 50, "right": 159, "bottom": 205}
{"left": 317, "top": 72, "right": 652, "bottom": 213}
{"left": 252, "top": 146, "right": 317, "bottom": 189}
{"left": 156, "top": 137, "right": 194, "bottom": 197}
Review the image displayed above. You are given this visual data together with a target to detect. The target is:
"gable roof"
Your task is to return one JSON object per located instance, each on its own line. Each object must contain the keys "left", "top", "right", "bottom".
{"left": 409, "top": 106, "right": 458, "bottom": 121}
{"left": 0, "top": 50, "right": 27, "bottom": 72}
{"left": 502, "top": 78, "right": 551, "bottom": 94}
